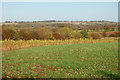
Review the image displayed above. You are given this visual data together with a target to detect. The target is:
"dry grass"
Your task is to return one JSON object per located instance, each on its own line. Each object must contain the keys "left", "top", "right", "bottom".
{"left": 2, "top": 39, "right": 117, "bottom": 51}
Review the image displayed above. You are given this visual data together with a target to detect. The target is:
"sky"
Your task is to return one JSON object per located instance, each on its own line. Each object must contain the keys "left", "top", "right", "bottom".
{"left": 2, "top": 2, "right": 118, "bottom": 22}
{"left": 1, "top": 0, "right": 120, "bottom": 2}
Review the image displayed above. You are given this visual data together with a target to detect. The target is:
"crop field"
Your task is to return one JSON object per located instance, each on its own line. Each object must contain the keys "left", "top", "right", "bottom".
{"left": 2, "top": 42, "right": 118, "bottom": 78}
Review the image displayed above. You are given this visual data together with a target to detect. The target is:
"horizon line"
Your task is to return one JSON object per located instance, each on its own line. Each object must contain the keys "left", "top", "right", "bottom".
{"left": 2, "top": 20, "right": 118, "bottom": 22}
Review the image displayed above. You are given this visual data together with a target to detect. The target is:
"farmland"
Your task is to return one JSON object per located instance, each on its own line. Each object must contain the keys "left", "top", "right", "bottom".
{"left": 2, "top": 42, "right": 118, "bottom": 78}
{"left": 1, "top": 21, "right": 119, "bottom": 78}
{"left": 1, "top": 2, "right": 119, "bottom": 79}
{"left": 1, "top": 20, "right": 119, "bottom": 79}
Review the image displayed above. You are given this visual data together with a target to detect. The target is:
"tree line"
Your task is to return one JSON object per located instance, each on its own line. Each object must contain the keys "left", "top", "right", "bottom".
{"left": 2, "top": 23, "right": 119, "bottom": 40}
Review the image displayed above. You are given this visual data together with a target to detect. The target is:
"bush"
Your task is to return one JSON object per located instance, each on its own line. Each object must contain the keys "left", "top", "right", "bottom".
{"left": 18, "top": 30, "right": 28, "bottom": 40}
{"left": 108, "top": 32, "right": 120, "bottom": 37}
{"left": 27, "top": 30, "right": 40, "bottom": 40}
{"left": 35, "top": 27, "right": 53, "bottom": 40}
{"left": 57, "top": 27, "right": 74, "bottom": 40}
{"left": 80, "top": 30, "right": 89, "bottom": 38}
{"left": 109, "top": 34, "right": 115, "bottom": 37}
{"left": 2, "top": 28, "right": 19, "bottom": 40}
{"left": 90, "top": 32, "right": 102, "bottom": 39}
{"left": 52, "top": 32, "right": 62, "bottom": 40}
{"left": 102, "top": 32, "right": 107, "bottom": 37}
{"left": 73, "top": 32, "right": 82, "bottom": 39}
{"left": 114, "top": 32, "right": 120, "bottom": 37}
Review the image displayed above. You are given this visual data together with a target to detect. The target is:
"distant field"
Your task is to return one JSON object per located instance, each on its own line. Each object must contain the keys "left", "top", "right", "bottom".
{"left": 2, "top": 42, "right": 118, "bottom": 78}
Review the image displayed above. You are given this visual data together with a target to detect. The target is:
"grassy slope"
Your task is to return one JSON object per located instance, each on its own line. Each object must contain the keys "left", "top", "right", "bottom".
{"left": 2, "top": 42, "right": 118, "bottom": 78}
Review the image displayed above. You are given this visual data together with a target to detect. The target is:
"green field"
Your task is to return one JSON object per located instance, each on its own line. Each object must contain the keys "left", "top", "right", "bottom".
{"left": 2, "top": 42, "right": 118, "bottom": 78}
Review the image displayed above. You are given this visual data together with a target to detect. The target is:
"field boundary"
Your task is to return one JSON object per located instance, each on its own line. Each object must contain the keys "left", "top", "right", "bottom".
{"left": 2, "top": 39, "right": 118, "bottom": 51}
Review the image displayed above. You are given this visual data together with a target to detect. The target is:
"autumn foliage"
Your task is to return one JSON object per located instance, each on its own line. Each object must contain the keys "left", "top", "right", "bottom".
{"left": 2, "top": 27, "right": 90, "bottom": 40}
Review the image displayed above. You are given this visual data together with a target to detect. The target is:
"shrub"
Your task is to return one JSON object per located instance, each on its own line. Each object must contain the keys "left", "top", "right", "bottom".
{"left": 27, "top": 30, "right": 40, "bottom": 40}
{"left": 114, "top": 32, "right": 120, "bottom": 37}
{"left": 2, "top": 28, "right": 19, "bottom": 40}
{"left": 102, "top": 32, "right": 107, "bottom": 37}
{"left": 80, "top": 30, "right": 89, "bottom": 38}
{"left": 90, "top": 32, "right": 102, "bottom": 39}
{"left": 35, "top": 27, "right": 53, "bottom": 40}
{"left": 104, "top": 25, "right": 111, "bottom": 31}
{"left": 109, "top": 34, "right": 115, "bottom": 37}
{"left": 108, "top": 32, "right": 120, "bottom": 37}
{"left": 89, "top": 35, "right": 93, "bottom": 40}
{"left": 73, "top": 32, "right": 82, "bottom": 39}
{"left": 52, "top": 32, "right": 62, "bottom": 40}
{"left": 57, "top": 27, "right": 74, "bottom": 40}
{"left": 18, "top": 30, "right": 28, "bottom": 40}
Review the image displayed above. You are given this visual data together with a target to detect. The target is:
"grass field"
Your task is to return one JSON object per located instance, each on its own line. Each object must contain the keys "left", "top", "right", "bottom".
{"left": 2, "top": 42, "right": 118, "bottom": 78}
